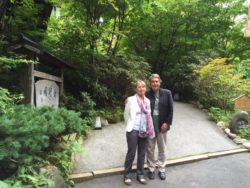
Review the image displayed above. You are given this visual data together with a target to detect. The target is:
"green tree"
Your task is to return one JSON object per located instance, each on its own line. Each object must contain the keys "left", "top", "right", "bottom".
{"left": 194, "top": 58, "right": 243, "bottom": 109}
{"left": 124, "top": 0, "right": 247, "bottom": 97}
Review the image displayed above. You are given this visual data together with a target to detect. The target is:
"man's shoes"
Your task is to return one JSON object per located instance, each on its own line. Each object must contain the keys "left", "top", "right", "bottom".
{"left": 148, "top": 171, "right": 155, "bottom": 180}
{"left": 158, "top": 171, "right": 166, "bottom": 180}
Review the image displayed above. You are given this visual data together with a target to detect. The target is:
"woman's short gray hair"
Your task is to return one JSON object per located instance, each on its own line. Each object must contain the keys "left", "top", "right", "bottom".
{"left": 149, "top": 74, "right": 162, "bottom": 83}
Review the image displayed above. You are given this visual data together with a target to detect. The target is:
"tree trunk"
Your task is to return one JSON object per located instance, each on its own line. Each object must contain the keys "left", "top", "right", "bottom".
{"left": 0, "top": 0, "right": 8, "bottom": 33}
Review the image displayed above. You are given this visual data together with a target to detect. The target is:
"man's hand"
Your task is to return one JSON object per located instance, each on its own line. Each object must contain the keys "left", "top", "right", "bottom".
{"left": 161, "top": 123, "right": 169, "bottom": 133}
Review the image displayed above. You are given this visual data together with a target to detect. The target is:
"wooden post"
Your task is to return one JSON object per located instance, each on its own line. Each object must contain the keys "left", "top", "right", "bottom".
{"left": 27, "top": 63, "right": 35, "bottom": 105}
{"left": 60, "top": 66, "right": 64, "bottom": 95}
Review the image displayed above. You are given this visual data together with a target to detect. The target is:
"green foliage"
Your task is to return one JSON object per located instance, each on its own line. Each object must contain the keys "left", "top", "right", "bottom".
{"left": 124, "top": 0, "right": 246, "bottom": 96}
{"left": 0, "top": 105, "right": 89, "bottom": 187}
{"left": 61, "top": 92, "right": 96, "bottom": 118}
{"left": 1, "top": 0, "right": 48, "bottom": 42}
{"left": 0, "top": 56, "right": 36, "bottom": 98}
{"left": 1, "top": 139, "right": 84, "bottom": 187}
{"left": 0, "top": 181, "right": 12, "bottom": 188}
{"left": 0, "top": 105, "right": 89, "bottom": 159}
{"left": 0, "top": 87, "right": 14, "bottom": 115}
{"left": 63, "top": 54, "right": 150, "bottom": 107}
{"left": 238, "top": 60, "right": 250, "bottom": 80}
{"left": 240, "top": 126, "right": 250, "bottom": 140}
{"left": 17, "top": 0, "right": 250, "bottom": 104}
{"left": 90, "top": 54, "right": 150, "bottom": 105}
{"left": 98, "top": 106, "right": 124, "bottom": 124}
{"left": 44, "top": 0, "right": 134, "bottom": 59}
{"left": 193, "top": 58, "right": 243, "bottom": 109}
{"left": 0, "top": 87, "right": 23, "bottom": 115}
{"left": 47, "top": 140, "right": 84, "bottom": 186}
{"left": 44, "top": 0, "right": 151, "bottom": 106}
{"left": 0, "top": 56, "right": 35, "bottom": 72}
{"left": 61, "top": 92, "right": 97, "bottom": 128}
{"left": 232, "top": 58, "right": 250, "bottom": 96}
{"left": 1, "top": 0, "right": 250, "bottom": 186}
{"left": 208, "top": 107, "right": 233, "bottom": 123}
{"left": 4, "top": 165, "right": 53, "bottom": 188}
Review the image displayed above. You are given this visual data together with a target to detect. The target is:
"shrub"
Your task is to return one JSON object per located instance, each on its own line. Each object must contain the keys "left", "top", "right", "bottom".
{"left": 208, "top": 107, "right": 233, "bottom": 123}
{"left": 61, "top": 92, "right": 97, "bottom": 128}
{"left": 0, "top": 87, "right": 24, "bottom": 114}
{"left": 239, "top": 111, "right": 250, "bottom": 140}
{"left": 65, "top": 54, "right": 150, "bottom": 107}
{"left": 0, "top": 87, "right": 15, "bottom": 115}
{"left": 0, "top": 105, "right": 89, "bottom": 161}
{"left": 240, "top": 126, "right": 250, "bottom": 140}
{"left": 0, "top": 56, "right": 35, "bottom": 72}
{"left": 46, "top": 140, "right": 84, "bottom": 186}
{"left": 98, "top": 106, "right": 124, "bottom": 124}
{"left": 0, "top": 105, "right": 89, "bottom": 187}
{"left": 194, "top": 58, "right": 243, "bottom": 110}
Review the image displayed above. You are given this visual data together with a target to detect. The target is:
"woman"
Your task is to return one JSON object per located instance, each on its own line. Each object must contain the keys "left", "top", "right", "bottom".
{"left": 123, "top": 80, "right": 155, "bottom": 186}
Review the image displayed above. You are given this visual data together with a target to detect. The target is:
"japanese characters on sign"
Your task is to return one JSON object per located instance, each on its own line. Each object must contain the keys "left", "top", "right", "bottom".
{"left": 35, "top": 80, "right": 59, "bottom": 108}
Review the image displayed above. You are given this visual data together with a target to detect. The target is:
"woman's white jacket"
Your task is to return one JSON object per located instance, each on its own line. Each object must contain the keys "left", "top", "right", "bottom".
{"left": 124, "top": 95, "right": 151, "bottom": 132}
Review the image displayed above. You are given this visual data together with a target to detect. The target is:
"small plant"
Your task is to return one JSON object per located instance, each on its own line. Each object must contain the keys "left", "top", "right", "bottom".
{"left": 239, "top": 126, "right": 250, "bottom": 140}
{"left": 46, "top": 140, "right": 84, "bottom": 186}
{"left": 98, "top": 106, "right": 124, "bottom": 124}
{"left": 61, "top": 92, "right": 97, "bottom": 128}
{"left": 208, "top": 107, "right": 233, "bottom": 122}
{"left": 0, "top": 87, "right": 23, "bottom": 115}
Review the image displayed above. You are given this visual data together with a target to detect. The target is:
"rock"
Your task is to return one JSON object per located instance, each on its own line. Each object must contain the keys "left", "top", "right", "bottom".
{"left": 198, "top": 104, "right": 203, "bottom": 109}
{"left": 189, "top": 101, "right": 196, "bottom": 105}
{"left": 202, "top": 109, "right": 209, "bottom": 113}
{"left": 40, "top": 166, "right": 67, "bottom": 188}
{"left": 223, "top": 128, "right": 237, "bottom": 139}
{"left": 217, "top": 121, "right": 227, "bottom": 129}
{"left": 229, "top": 111, "right": 249, "bottom": 134}
{"left": 62, "top": 133, "right": 77, "bottom": 141}
{"left": 174, "top": 93, "right": 180, "bottom": 101}
{"left": 224, "top": 128, "right": 231, "bottom": 134}
{"left": 243, "top": 141, "right": 250, "bottom": 149}
{"left": 233, "top": 137, "right": 247, "bottom": 145}
{"left": 101, "top": 117, "right": 109, "bottom": 127}
{"left": 94, "top": 116, "right": 102, "bottom": 129}
{"left": 228, "top": 132, "right": 237, "bottom": 139}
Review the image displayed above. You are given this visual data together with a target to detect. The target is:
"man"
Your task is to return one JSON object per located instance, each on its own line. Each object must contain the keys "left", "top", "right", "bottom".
{"left": 146, "top": 74, "right": 173, "bottom": 180}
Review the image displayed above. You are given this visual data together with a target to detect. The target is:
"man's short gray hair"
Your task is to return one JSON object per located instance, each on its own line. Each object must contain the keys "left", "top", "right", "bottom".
{"left": 149, "top": 73, "right": 162, "bottom": 83}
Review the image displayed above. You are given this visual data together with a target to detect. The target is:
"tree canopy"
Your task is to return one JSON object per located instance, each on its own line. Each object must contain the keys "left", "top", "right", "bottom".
{"left": 1, "top": 0, "right": 250, "bottom": 103}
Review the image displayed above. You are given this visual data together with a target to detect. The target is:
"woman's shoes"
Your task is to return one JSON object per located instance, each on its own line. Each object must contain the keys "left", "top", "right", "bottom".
{"left": 137, "top": 175, "right": 147, "bottom": 185}
{"left": 124, "top": 177, "right": 132, "bottom": 186}
{"left": 124, "top": 176, "right": 147, "bottom": 185}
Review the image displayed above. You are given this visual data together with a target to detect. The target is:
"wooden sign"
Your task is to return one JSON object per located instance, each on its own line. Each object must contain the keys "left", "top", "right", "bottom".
{"left": 234, "top": 95, "right": 250, "bottom": 111}
{"left": 35, "top": 79, "right": 59, "bottom": 108}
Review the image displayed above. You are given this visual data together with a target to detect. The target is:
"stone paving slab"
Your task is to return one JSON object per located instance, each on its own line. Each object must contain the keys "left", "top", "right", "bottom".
{"left": 72, "top": 102, "right": 239, "bottom": 174}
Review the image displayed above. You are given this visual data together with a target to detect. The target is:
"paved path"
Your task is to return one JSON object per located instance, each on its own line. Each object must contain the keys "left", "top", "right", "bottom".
{"left": 72, "top": 102, "right": 239, "bottom": 174}
{"left": 75, "top": 153, "right": 250, "bottom": 188}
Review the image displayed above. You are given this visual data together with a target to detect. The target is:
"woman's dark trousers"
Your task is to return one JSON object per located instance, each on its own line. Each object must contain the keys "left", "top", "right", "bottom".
{"left": 124, "top": 130, "right": 148, "bottom": 178}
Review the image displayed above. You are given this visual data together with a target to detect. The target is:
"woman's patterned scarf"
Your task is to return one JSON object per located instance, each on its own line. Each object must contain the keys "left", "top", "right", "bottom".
{"left": 136, "top": 95, "right": 155, "bottom": 138}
